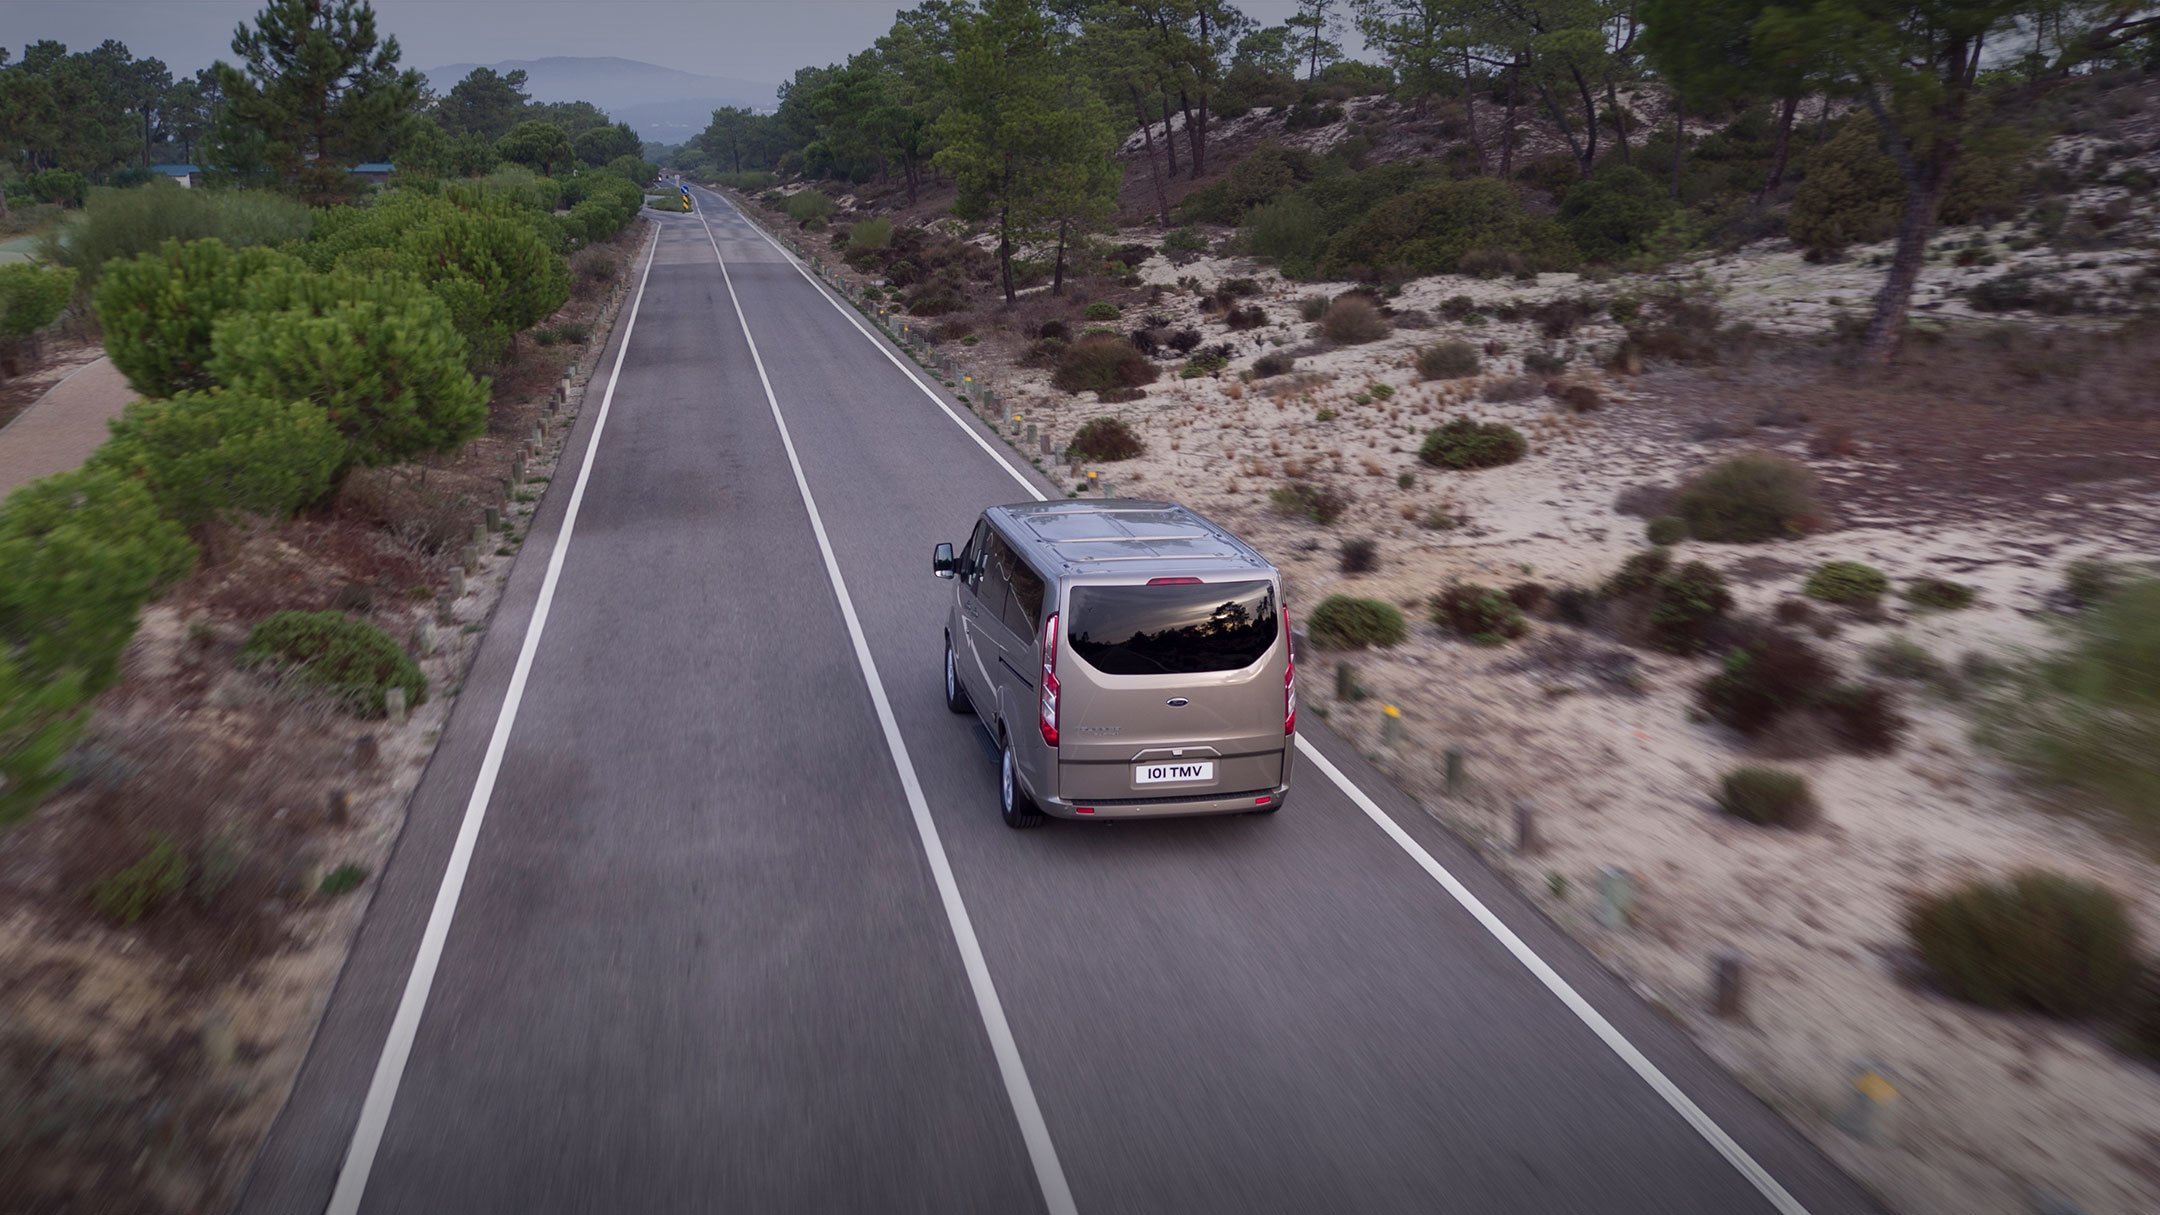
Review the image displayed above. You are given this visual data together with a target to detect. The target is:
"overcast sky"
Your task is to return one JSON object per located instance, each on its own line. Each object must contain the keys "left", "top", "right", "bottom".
{"left": 11, "top": 1, "right": 1348, "bottom": 91}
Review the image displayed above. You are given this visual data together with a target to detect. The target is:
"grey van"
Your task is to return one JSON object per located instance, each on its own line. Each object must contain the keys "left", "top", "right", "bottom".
{"left": 933, "top": 500, "right": 1295, "bottom": 828}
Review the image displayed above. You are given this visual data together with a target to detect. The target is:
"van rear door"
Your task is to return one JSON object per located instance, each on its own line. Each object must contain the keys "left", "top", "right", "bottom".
{"left": 1056, "top": 577, "right": 1286, "bottom": 800}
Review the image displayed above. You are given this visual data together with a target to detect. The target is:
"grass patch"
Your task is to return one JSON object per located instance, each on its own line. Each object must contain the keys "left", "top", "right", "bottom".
{"left": 1804, "top": 561, "right": 1890, "bottom": 606}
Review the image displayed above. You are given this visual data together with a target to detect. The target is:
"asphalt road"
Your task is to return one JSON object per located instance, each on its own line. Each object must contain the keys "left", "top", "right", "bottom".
{"left": 236, "top": 195, "right": 1886, "bottom": 1215}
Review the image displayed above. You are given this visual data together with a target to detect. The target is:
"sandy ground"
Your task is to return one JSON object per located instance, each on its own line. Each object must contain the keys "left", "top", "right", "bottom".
{"left": 871, "top": 235, "right": 2160, "bottom": 1215}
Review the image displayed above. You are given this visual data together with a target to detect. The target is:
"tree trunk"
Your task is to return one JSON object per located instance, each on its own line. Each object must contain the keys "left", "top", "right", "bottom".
{"left": 1669, "top": 92, "right": 1685, "bottom": 200}
{"left": 1816, "top": 93, "right": 1831, "bottom": 144}
{"left": 1463, "top": 49, "right": 1486, "bottom": 175}
{"left": 1193, "top": 92, "right": 1209, "bottom": 177}
{"left": 1131, "top": 82, "right": 1171, "bottom": 225}
{"left": 1760, "top": 94, "right": 1799, "bottom": 199}
{"left": 903, "top": 153, "right": 919, "bottom": 207}
{"left": 1538, "top": 81, "right": 1587, "bottom": 173}
{"left": 1859, "top": 173, "right": 1946, "bottom": 362}
{"left": 1500, "top": 55, "right": 1520, "bottom": 178}
{"left": 1161, "top": 94, "right": 1179, "bottom": 175}
{"left": 1179, "top": 90, "right": 1201, "bottom": 178}
{"left": 999, "top": 203, "right": 1017, "bottom": 304}
{"left": 1570, "top": 68, "right": 1600, "bottom": 175}
{"left": 1052, "top": 219, "right": 1069, "bottom": 296}
{"left": 1605, "top": 77, "right": 1630, "bottom": 166}
{"left": 0, "top": 180, "right": 10, "bottom": 222}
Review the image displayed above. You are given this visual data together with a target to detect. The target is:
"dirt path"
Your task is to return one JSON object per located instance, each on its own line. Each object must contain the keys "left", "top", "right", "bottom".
{"left": 0, "top": 355, "right": 135, "bottom": 497}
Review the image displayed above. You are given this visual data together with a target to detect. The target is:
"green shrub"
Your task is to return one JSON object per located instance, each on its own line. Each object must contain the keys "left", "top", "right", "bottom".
{"left": 1162, "top": 226, "right": 1209, "bottom": 255}
{"left": 1239, "top": 194, "right": 1328, "bottom": 270}
{"left": 1417, "top": 340, "right": 1480, "bottom": 380}
{"left": 1696, "top": 626, "right": 1837, "bottom": 737}
{"left": 94, "top": 238, "right": 303, "bottom": 397}
{"left": 1419, "top": 418, "right": 1527, "bottom": 470}
{"left": 714, "top": 171, "right": 779, "bottom": 190}
{"left": 1068, "top": 416, "right": 1145, "bottom": 461}
{"left": 90, "top": 390, "right": 347, "bottom": 527}
{"left": 1182, "top": 142, "right": 1318, "bottom": 224}
{"left": 238, "top": 610, "right": 427, "bottom": 718}
{"left": 1297, "top": 294, "right": 1328, "bottom": 321}
{"left": 0, "top": 650, "right": 91, "bottom": 833}
{"left": 2064, "top": 558, "right": 2122, "bottom": 607}
{"left": 211, "top": 268, "right": 489, "bottom": 470}
{"left": 1084, "top": 301, "right": 1121, "bottom": 321}
{"left": 44, "top": 185, "right": 311, "bottom": 290}
{"left": 1308, "top": 595, "right": 1406, "bottom": 648}
{"left": 2121, "top": 971, "right": 2160, "bottom": 1064}
{"left": 1252, "top": 351, "right": 1296, "bottom": 377}
{"left": 1980, "top": 577, "right": 2160, "bottom": 838}
{"left": 1432, "top": 584, "right": 1528, "bottom": 644}
{"left": 26, "top": 170, "right": 88, "bottom": 208}
{"left": 849, "top": 217, "right": 894, "bottom": 250}
{"left": 1320, "top": 296, "right": 1390, "bottom": 344}
{"left": 1715, "top": 766, "right": 1819, "bottom": 828}
{"left": 1319, "top": 177, "right": 1578, "bottom": 280}
{"left": 1270, "top": 482, "right": 1351, "bottom": 524}
{"left": 89, "top": 836, "right": 189, "bottom": 924}
{"left": 1675, "top": 453, "right": 1819, "bottom": 543}
{"left": 783, "top": 188, "right": 834, "bottom": 224}
{"left": 1804, "top": 561, "right": 1889, "bottom": 606}
{"left": 1789, "top": 121, "right": 1907, "bottom": 258}
{"left": 1559, "top": 165, "right": 1674, "bottom": 262}
{"left": 1867, "top": 637, "right": 1947, "bottom": 683}
{"left": 0, "top": 467, "right": 197, "bottom": 693}
{"left": 1648, "top": 561, "right": 1734, "bottom": 654}
{"left": 1903, "top": 577, "right": 1976, "bottom": 610}
{"left": 0, "top": 263, "right": 77, "bottom": 339}
{"left": 318, "top": 863, "right": 369, "bottom": 896}
{"left": 1646, "top": 515, "right": 1687, "bottom": 545}
{"left": 1052, "top": 336, "right": 1158, "bottom": 395}
{"left": 1906, "top": 871, "right": 2137, "bottom": 1017}
{"left": 1818, "top": 682, "right": 1908, "bottom": 754}
{"left": 1602, "top": 547, "right": 1671, "bottom": 598}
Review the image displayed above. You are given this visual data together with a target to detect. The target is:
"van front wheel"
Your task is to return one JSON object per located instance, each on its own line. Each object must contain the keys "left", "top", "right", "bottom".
{"left": 944, "top": 636, "right": 972, "bottom": 714}
{"left": 1000, "top": 740, "right": 1045, "bottom": 829}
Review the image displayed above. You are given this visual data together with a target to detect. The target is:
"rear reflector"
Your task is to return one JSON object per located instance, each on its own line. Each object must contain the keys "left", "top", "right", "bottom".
{"left": 1255, "top": 797, "right": 1271, "bottom": 805}
{"left": 1075, "top": 807, "right": 1096, "bottom": 814}
{"left": 1146, "top": 576, "right": 1202, "bottom": 585}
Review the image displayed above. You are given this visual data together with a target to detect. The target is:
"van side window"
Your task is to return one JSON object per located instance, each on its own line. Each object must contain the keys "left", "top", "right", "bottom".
{"left": 962, "top": 519, "right": 992, "bottom": 589}
{"left": 977, "top": 533, "right": 1015, "bottom": 623}
{"left": 1003, "top": 550, "right": 1045, "bottom": 637}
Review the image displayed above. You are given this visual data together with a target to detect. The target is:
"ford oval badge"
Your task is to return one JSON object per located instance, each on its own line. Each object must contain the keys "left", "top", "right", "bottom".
{"left": 1166, "top": 697, "right": 1190, "bottom": 707}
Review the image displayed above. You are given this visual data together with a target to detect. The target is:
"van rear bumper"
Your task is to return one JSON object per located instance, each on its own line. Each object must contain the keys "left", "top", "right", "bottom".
{"left": 1040, "top": 782, "right": 1290, "bottom": 820}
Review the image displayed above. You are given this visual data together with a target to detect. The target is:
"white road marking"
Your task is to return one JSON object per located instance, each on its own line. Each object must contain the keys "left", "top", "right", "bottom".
{"left": 698, "top": 186, "right": 1815, "bottom": 1215}
{"left": 323, "top": 222, "right": 663, "bottom": 1215}
{"left": 693, "top": 210, "right": 1079, "bottom": 1215}
{"left": 1295, "top": 737, "right": 1812, "bottom": 1215}
{"left": 692, "top": 187, "right": 1048, "bottom": 501}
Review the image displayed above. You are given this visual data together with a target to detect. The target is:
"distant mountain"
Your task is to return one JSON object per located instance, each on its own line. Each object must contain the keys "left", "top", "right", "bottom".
{"left": 423, "top": 57, "right": 776, "bottom": 143}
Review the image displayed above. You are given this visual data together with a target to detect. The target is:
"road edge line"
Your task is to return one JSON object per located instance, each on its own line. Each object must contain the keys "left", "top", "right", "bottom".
{"left": 693, "top": 208, "right": 1077, "bottom": 1215}
{"left": 322, "top": 221, "right": 664, "bottom": 1215}
{"left": 1294, "top": 736, "right": 1812, "bottom": 1215}
{"left": 693, "top": 186, "right": 1048, "bottom": 502}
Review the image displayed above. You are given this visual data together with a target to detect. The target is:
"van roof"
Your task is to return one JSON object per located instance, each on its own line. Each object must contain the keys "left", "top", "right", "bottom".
{"left": 990, "top": 500, "right": 1274, "bottom": 579}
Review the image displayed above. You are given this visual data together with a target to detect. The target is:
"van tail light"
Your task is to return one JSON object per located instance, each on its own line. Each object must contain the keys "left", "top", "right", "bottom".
{"left": 1283, "top": 605, "right": 1297, "bottom": 735}
{"left": 1039, "top": 612, "right": 1060, "bottom": 748}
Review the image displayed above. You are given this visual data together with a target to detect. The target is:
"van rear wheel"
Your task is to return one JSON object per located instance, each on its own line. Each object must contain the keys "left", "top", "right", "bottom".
{"left": 1000, "top": 739, "right": 1045, "bottom": 829}
{"left": 944, "top": 636, "right": 972, "bottom": 714}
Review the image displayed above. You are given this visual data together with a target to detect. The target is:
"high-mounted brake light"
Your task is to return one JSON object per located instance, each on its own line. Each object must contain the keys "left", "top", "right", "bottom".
{"left": 1039, "top": 612, "right": 1060, "bottom": 747}
{"left": 1283, "top": 605, "right": 1297, "bottom": 735}
{"left": 1147, "top": 576, "right": 1203, "bottom": 585}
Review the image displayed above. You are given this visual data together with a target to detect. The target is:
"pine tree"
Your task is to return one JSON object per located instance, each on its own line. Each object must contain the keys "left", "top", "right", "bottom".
{"left": 208, "top": 0, "right": 424, "bottom": 188}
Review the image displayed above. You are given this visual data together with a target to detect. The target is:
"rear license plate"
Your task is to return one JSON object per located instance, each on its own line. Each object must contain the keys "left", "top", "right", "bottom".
{"left": 1134, "top": 761, "right": 1215, "bottom": 786}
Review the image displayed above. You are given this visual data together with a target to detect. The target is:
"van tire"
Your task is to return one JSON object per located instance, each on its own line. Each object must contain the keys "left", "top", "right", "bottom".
{"left": 1000, "top": 738, "right": 1045, "bottom": 829}
{"left": 944, "top": 636, "right": 972, "bottom": 714}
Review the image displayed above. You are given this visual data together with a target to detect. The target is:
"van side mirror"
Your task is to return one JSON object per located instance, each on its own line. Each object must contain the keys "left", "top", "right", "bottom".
{"left": 933, "top": 542, "right": 956, "bottom": 578}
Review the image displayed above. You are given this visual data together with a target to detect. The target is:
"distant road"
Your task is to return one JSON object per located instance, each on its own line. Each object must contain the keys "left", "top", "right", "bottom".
{"left": 236, "top": 193, "right": 1884, "bottom": 1215}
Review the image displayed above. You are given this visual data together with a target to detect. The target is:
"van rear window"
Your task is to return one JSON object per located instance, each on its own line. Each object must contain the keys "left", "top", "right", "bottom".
{"left": 1067, "top": 581, "right": 1278, "bottom": 675}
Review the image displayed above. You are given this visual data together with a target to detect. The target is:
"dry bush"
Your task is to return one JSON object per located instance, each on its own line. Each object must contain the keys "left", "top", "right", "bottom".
{"left": 1052, "top": 336, "right": 1158, "bottom": 395}
{"left": 1417, "top": 341, "right": 1480, "bottom": 380}
{"left": 1069, "top": 416, "right": 1145, "bottom": 461}
{"left": 1715, "top": 766, "right": 1819, "bottom": 828}
{"left": 1320, "top": 297, "right": 1390, "bottom": 344}
{"left": 1907, "top": 871, "right": 2137, "bottom": 1017}
{"left": 1479, "top": 376, "right": 1542, "bottom": 402}
{"left": 1676, "top": 453, "right": 1820, "bottom": 543}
